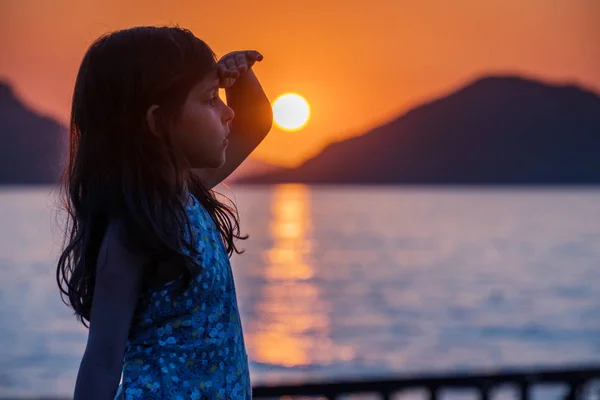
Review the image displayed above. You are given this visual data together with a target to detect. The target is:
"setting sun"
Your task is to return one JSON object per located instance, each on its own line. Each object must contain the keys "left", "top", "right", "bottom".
{"left": 272, "top": 93, "right": 310, "bottom": 132}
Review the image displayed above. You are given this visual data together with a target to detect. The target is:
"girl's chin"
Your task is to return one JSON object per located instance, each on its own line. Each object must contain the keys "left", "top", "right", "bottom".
{"left": 215, "top": 154, "right": 227, "bottom": 169}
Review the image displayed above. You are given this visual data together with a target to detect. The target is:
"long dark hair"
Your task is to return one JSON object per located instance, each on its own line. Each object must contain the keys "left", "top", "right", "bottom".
{"left": 56, "top": 26, "right": 247, "bottom": 327}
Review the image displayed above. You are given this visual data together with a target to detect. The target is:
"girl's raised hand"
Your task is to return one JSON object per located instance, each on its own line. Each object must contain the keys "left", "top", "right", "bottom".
{"left": 218, "top": 50, "right": 263, "bottom": 88}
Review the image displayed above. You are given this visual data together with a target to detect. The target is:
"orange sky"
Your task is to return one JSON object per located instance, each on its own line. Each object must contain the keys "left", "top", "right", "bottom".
{"left": 1, "top": 0, "right": 598, "bottom": 167}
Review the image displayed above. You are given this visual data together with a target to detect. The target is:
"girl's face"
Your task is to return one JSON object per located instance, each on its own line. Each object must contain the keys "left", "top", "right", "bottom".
{"left": 170, "top": 69, "right": 234, "bottom": 170}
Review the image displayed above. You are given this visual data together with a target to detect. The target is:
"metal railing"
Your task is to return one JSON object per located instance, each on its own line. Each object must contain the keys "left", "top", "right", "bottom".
{"left": 5, "top": 365, "right": 599, "bottom": 400}
{"left": 252, "top": 365, "right": 600, "bottom": 400}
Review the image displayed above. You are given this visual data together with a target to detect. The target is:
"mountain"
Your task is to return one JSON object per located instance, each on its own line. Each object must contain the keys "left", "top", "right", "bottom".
{"left": 240, "top": 75, "right": 600, "bottom": 185}
{"left": 0, "top": 82, "right": 67, "bottom": 184}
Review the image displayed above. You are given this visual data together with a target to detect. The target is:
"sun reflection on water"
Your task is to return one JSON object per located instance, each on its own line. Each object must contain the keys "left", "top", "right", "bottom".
{"left": 248, "top": 184, "right": 352, "bottom": 368}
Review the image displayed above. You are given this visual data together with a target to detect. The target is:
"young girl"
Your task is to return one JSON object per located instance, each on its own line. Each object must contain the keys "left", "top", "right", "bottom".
{"left": 55, "top": 26, "right": 272, "bottom": 399}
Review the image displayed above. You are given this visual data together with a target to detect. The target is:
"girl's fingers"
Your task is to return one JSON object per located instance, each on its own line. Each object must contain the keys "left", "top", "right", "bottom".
{"left": 219, "top": 67, "right": 238, "bottom": 88}
{"left": 218, "top": 50, "right": 263, "bottom": 83}
{"left": 221, "top": 76, "right": 234, "bottom": 88}
{"left": 244, "top": 51, "right": 262, "bottom": 69}
{"left": 247, "top": 51, "right": 263, "bottom": 61}
{"left": 218, "top": 66, "right": 233, "bottom": 87}
{"left": 235, "top": 53, "right": 248, "bottom": 72}
{"left": 218, "top": 64, "right": 235, "bottom": 78}
{"left": 217, "top": 64, "right": 228, "bottom": 76}
{"left": 223, "top": 69, "right": 240, "bottom": 78}
{"left": 225, "top": 58, "right": 238, "bottom": 74}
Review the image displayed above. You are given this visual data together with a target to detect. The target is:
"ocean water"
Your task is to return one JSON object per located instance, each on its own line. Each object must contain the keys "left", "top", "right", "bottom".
{"left": 0, "top": 185, "right": 599, "bottom": 398}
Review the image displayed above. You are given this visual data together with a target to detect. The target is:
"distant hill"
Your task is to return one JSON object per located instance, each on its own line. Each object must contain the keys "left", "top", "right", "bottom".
{"left": 0, "top": 82, "right": 67, "bottom": 184}
{"left": 240, "top": 76, "right": 600, "bottom": 185}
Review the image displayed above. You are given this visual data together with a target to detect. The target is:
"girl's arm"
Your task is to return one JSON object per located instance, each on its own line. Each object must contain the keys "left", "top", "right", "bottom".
{"left": 74, "top": 222, "right": 145, "bottom": 399}
{"left": 197, "top": 52, "right": 273, "bottom": 189}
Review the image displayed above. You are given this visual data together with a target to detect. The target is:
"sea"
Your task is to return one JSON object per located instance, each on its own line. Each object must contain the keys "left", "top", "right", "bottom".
{"left": 1, "top": 185, "right": 599, "bottom": 399}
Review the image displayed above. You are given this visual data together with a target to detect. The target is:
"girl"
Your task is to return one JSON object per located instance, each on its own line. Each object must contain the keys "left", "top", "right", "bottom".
{"left": 56, "top": 26, "right": 272, "bottom": 399}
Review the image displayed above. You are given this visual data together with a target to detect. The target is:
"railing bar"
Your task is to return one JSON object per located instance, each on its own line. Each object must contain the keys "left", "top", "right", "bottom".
{"left": 250, "top": 366, "right": 600, "bottom": 398}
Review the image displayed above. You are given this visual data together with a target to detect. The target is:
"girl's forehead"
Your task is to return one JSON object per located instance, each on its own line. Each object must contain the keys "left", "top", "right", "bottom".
{"left": 192, "top": 69, "right": 219, "bottom": 94}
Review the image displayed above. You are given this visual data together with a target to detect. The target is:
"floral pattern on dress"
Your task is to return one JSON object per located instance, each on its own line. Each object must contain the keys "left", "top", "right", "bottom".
{"left": 114, "top": 194, "right": 251, "bottom": 399}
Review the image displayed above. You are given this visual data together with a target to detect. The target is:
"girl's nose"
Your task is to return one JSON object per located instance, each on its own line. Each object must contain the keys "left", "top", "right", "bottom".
{"left": 223, "top": 105, "right": 235, "bottom": 124}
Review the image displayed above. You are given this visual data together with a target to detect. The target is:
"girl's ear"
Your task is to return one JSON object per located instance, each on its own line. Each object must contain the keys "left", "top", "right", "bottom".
{"left": 145, "top": 104, "right": 160, "bottom": 138}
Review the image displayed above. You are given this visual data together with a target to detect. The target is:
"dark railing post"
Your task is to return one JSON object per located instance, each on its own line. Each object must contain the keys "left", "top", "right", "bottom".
{"left": 565, "top": 380, "right": 583, "bottom": 400}
{"left": 428, "top": 386, "right": 439, "bottom": 400}
{"left": 518, "top": 381, "right": 530, "bottom": 400}
{"left": 478, "top": 384, "right": 490, "bottom": 400}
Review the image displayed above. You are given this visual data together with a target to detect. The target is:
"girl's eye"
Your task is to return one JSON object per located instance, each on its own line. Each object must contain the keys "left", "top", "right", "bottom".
{"left": 208, "top": 93, "right": 219, "bottom": 106}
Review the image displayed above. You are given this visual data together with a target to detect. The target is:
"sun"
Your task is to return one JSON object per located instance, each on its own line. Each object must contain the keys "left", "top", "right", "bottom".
{"left": 272, "top": 93, "right": 310, "bottom": 131}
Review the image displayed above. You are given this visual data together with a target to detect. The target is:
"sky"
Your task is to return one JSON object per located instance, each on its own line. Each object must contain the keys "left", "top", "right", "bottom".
{"left": 1, "top": 0, "right": 598, "bottom": 167}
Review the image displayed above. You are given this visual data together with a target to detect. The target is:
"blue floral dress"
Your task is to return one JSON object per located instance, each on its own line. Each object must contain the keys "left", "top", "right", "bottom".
{"left": 114, "top": 194, "right": 251, "bottom": 399}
